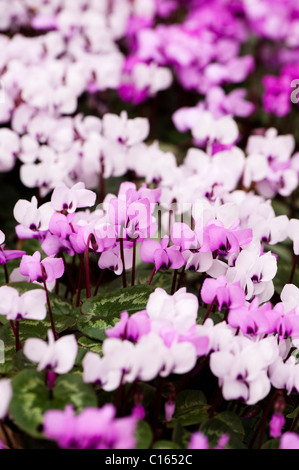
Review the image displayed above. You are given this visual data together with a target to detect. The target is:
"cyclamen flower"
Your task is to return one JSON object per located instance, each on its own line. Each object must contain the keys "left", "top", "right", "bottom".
{"left": 83, "top": 332, "right": 198, "bottom": 391}
{"left": 140, "top": 236, "right": 184, "bottom": 272}
{"left": 102, "top": 111, "right": 149, "bottom": 146}
{"left": 280, "top": 432, "right": 299, "bottom": 449}
{"left": 19, "top": 251, "right": 64, "bottom": 283}
{"left": 24, "top": 330, "right": 78, "bottom": 374}
{"left": 43, "top": 404, "right": 140, "bottom": 449}
{"left": 201, "top": 275, "right": 246, "bottom": 311}
{"left": 188, "top": 432, "right": 229, "bottom": 449}
{"left": 51, "top": 182, "right": 96, "bottom": 213}
{"left": 0, "top": 230, "right": 25, "bottom": 265}
{"left": 210, "top": 335, "right": 279, "bottom": 405}
{"left": 13, "top": 196, "right": 54, "bottom": 232}
{"left": 0, "top": 286, "right": 47, "bottom": 321}
{"left": 270, "top": 413, "right": 285, "bottom": 438}
{"left": 105, "top": 310, "right": 151, "bottom": 342}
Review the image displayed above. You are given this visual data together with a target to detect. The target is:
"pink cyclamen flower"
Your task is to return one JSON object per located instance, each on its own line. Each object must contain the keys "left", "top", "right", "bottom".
{"left": 201, "top": 275, "right": 246, "bottom": 310}
{"left": 23, "top": 330, "right": 78, "bottom": 374}
{"left": 19, "top": 251, "right": 64, "bottom": 283}
{"left": 43, "top": 404, "right": 140, "bottom": 449}
{"left": 188, "top": 431, "right": 229, "bottom": 449}
{"left": 0, "top": 229, "right": 25, "bottom": 264}
{"left": 280, "top": 432, "right": 299, "bottom": 449}
{"left": 51, "top": 182, "right": 96, "bottom": 213}
{"left": 105, "top": 310, "right": 151, "bottom": 342}
{"left": 140, "top": 235, "right": 185, "bottom": 272}
{"left": 270, "top": 413, "right": 285, "bottom": 438}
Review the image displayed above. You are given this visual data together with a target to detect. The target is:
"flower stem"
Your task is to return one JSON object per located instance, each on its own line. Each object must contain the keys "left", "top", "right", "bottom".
{"left": 3, "top": 264, "right": 8, "bottom": 283}
{"left": 119, "top": 236, "right": 127, "bottom": 288}
{"left": 148, "top": 266, "right": 156, "bottom": 285}
{"left": 131, "top": 238, "right": 137, "bottom": 287}
{"left": 152, "top": 376, "right": 164, "bottom": 441}
{"left": 289, "top": 254, "right": 298, "bottom": 284}
{"left": 76, "top": 254, "right": 84, "bottom": 308}
{"left": 249, "top": 390, "right": 281, "bottom": 449}
{"left": 41, "top": 265, "right": 58, "bottom": 340}
{"left": 85, "top": 233, "right": 95, "bottom": 299}
{"left": 202, "top": 296, "right": 217, "bottom": 324}
{"left": 10, "top": 320, "right": 22, "bottom": 352}
{"left": 171, "top": 269, "right": 178, "bottom": 295}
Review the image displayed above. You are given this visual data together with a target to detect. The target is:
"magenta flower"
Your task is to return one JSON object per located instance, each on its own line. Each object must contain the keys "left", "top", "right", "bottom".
{"left": 204, "top": 221, "right": 252, "bottom": 254}
{"left": 270, "top": 413, "right": 285, "bottom": 438}
{"left": 280, "top": 432, "right": 299, "bottom": 449}
{"left": 105, "top": 310, "right": 151, "bottom": 342}
{"left": 140, "top": 236, "right": 185, "bottom": 272}
{"left": 0, "top": 230, "right": 25, "bottom": 265}
{"left": 188, "top": 431, "right": 229, "bottom": 449}
{"left": 201, "top": 275, "right": 246, "bottom": 310}
{"left": 43, "top": 404, "right": 140, "bottom": 449}
{"left": 19, "top": 251, "right": 64, "bottom": 283}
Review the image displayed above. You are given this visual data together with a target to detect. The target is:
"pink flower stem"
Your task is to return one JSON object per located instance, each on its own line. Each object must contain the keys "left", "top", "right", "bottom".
{"left": 171, "top": 269, "right": 178, "bottom": 295}
{"left": 61, "top": 253, "right": 76, "bottom": 295}
{"left": 289, "top": 254, "right": 298, "bottom": 284}
{"left": 176, "top": 266, "right": 186, "bottom": 290}
{"left": 131, "top": 238, "right": 137, "bottom": 287}
{"left": 3, "top": 264, "right": 8, "bottom": 284}
{"left": 76, "top": 254, "right": 84, "bottom": 308}
{"left": 148, "top": 266, "right": 156, "bottom": 285}
{"left": 41, "top": 265, "right": 58, "bottom": 340}
{"left": 202, "top": 296, "right": 217, "bottom": 324}
{"left": 85, "top": 233, "right": 94, "bottom": 299}
{"left": 119, "top": 236, "right": 127, "bottom": 288}
{"left": 152, "top": 376, "right": 165, "bottom": 441}
{"left": 10, "top": 320, "right": 22, "bottom": 352}
{"left": 249, "top": 390, "right": 281, "bottom": 449}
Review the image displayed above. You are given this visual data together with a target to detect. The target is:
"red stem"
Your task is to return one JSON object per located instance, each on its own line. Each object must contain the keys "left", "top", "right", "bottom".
{"left": 131, "top": 238, "right": 137, "bottom": 287}
{"left": 85, "top": 233, "right": 93, "bottom": 299}
{"left": 148, "top": 266, "right": 156, "bottom": 285}
{"left": 119, "top": 236, "right": 127, "bottom": 288}
{"left": 202, "top": 296, "right": 217, "bottom": 324}
{"left": 41, "top": 265, "right": 58, "bottom": 340}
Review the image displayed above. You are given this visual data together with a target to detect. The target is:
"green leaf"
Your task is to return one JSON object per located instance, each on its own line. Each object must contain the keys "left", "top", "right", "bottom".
{"left": 172, "top": 421, "right": 191, "bottom": 449}
{"left": 106, "top": 270, "right": 173, "bottom": 294}
{"left": 152, "top": 440, "right": 182, "bottom": 449}
{"left": 168, "top": 389, "right": 209, "bottom": 428}
{"left": 77, "top": 336, "right": 103, "bottom": 355}
{"left": 9, "top": 370, "right": 51, "bottom": 438}
{"left": 261, "top": 438, "right": 280, "bottom": 449}
{"left": 77, "top": 315, "right": 119, "bottom": 341}
{"left": 22, "top": 317, "right": 75, "bottom": 340}
{"left": 0, "top": 323, "right": 19, "bottom": 375}
{"left": 52, "top": 373, "right": 97, "bottom": 412}
{"left": 78, "top": 285, "right": 155, "bottom": 341}
{"left": 200, "top": 417, "right": 247, "bottom": 449}
{"left": 215, "top": 411, "right": 245, "bottom": 439}
{"left": 134, "top": 420, "right": 153, "bottom": 449}
{"left": 81, "top": 285, "right": 155, "bottom": 317}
